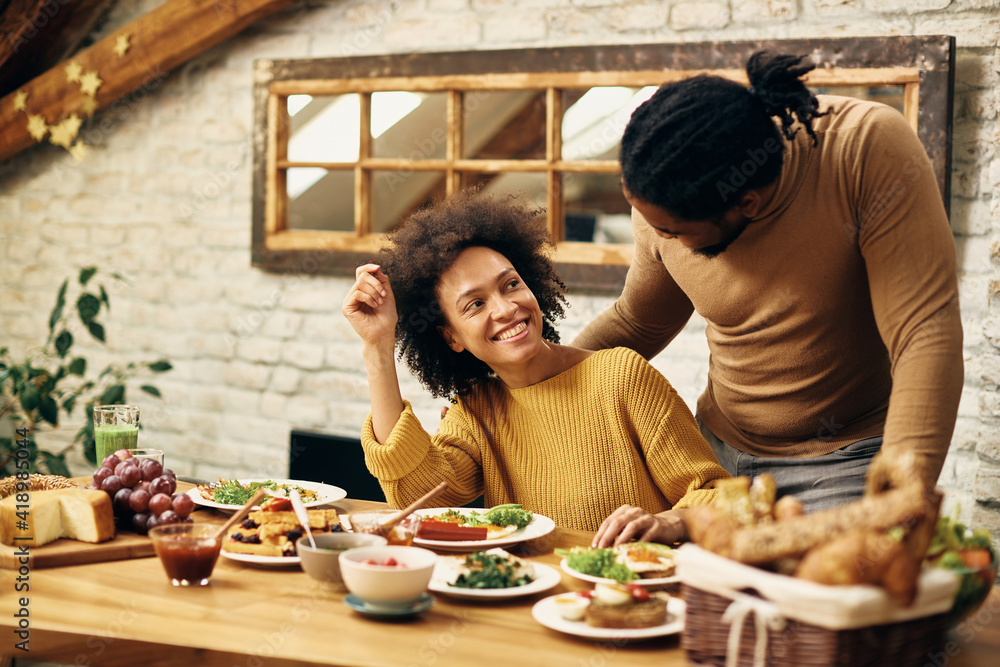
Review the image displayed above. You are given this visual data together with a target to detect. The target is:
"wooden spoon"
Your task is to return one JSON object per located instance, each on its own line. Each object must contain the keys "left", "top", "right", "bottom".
{"left": 288, "top": 488, "right": 316, "bottom": 549}
{"left": 375, "top": 481, "right": 449, "bottom": 537}
{"left": 211, "top": 488, "right": 268, "bottom": 542}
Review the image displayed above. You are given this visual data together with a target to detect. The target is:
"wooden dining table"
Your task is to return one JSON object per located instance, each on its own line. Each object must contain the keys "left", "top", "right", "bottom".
{"left": 2, "top": 495, "right": 1000, "bottom": 667}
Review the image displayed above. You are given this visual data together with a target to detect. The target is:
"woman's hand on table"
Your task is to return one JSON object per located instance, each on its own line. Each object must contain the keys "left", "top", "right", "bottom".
{"left": 591, "top": 506, "right": 688, "bottom": 548}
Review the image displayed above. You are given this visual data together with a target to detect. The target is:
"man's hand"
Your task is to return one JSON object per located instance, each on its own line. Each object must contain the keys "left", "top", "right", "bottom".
{"left": 592, "top": 505, "right": 688, "bottom": 548}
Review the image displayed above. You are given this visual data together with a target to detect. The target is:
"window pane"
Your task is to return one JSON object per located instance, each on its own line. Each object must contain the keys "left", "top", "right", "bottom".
{"left": 561, "top": 86, "right": 656, "bottom": 161}
{"left": 287, "top": 168, "right": 355, "bottom": 231}
{"left": 460, "top": 171, "right": 547, "bottom": 209}
{"left": 563, "top": 171, "right": 631, "bottom": 244}
{"left": 810, "top": 85, "right": 905, "bottom": 115}
{"left": 371, "top": 170, "right": 446, "bottom": 234}
{"left": 463, "top": 90, "right": 545, "bottom": 160}
{"left": 287, "top": 94, "right": 360, "bottom": 163}
{"left": 371, "top": 91, "right": 448, "bottom": 159}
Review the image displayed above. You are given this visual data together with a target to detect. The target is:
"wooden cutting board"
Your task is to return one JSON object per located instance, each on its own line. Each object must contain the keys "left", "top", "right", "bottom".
{"left": 0, "top": 479, "right": 225, "bottom": 570}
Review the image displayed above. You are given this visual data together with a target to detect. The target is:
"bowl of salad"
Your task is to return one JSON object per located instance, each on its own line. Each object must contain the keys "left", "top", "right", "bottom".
{"left": 925, "top": 511, "right": 998, "bottom": 627}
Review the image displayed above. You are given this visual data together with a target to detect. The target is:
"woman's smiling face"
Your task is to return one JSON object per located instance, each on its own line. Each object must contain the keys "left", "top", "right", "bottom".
{"left": 435, "top": 246, "right": 543, "bottom": 369}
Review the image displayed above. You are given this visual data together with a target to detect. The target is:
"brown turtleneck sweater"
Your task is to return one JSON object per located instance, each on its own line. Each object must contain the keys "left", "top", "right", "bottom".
{"left": 575, "top": 96, "right": 963, "bottom": 483}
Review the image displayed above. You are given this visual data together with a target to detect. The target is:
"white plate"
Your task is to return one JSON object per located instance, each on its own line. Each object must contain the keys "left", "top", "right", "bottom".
{"left": 560, "top": 559, "right": 680, "bottom": 587}
{"left": 220, "top": 550, "right": 301, "bottom": 567}
{"left": 532, "top": 595, "right": 685, "bottom": 640}
{"left": 187, "top": 479, "right": 347, "bottom": 512}
{"left": 411, "top": 507, "right": 556, "bottom": 552}
{"left": 428, "top": 561, "right": 562, "bottom": 599}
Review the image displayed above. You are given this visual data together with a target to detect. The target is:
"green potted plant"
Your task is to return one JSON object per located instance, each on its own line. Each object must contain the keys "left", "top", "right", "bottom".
{"left": 0, "top": 267, "right": 171, "bottom": 477}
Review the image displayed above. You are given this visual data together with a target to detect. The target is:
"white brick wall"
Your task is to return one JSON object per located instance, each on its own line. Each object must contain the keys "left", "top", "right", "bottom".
{"left": 671, "top": 3, "right": 731, "bottom": 30}
{"left": 1, "top": 0, "right": 999, "bottom": 538}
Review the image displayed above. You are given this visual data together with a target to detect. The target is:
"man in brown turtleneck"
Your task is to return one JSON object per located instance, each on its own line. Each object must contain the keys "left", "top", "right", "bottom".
{"left": 577, "top": 54, "right": 962, "bottom": 517}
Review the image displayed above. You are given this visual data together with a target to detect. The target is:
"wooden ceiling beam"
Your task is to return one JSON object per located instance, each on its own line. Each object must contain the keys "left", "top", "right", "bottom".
{"left": 0, "top": 0, "right": 296, "bottom": 164}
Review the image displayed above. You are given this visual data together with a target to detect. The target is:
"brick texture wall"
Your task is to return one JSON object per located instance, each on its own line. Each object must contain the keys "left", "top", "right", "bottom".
{"left": 1, "top": 0, "right": 998, "bottom": 534}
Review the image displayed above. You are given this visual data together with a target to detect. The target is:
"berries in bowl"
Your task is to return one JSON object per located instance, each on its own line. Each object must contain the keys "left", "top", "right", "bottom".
{"left": 339, "top": 545, "right": 436, "bottom": 610}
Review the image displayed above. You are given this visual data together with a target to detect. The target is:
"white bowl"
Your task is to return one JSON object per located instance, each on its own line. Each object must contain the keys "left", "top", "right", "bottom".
{"left": 297, "top": 533, "right": 387, "bottom": 586}
{"left": 339, "top": 545, "right": 437, "bottom": 608}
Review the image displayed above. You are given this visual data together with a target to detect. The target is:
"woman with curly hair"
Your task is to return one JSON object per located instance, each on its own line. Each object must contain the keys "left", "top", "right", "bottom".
{"left": 342, "top": 190, "right": 728, "bottom": 546}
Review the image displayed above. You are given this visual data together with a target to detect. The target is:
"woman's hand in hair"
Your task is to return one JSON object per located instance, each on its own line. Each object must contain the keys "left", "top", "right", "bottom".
{"left": 592, "top": 505, "right": 688, "bottom": 548}
{"left": 342, "top": 263, "right": 398, "bottom": 352}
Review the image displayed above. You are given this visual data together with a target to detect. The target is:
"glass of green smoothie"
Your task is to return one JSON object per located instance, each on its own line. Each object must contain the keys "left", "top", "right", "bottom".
{"left": 93, "top": 405, "right": 140, "bottom": 463}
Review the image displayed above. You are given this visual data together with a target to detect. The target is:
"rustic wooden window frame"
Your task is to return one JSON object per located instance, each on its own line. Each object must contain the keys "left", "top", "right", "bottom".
{"left": 252, "top": 36, "right": 954, "bottom": 291}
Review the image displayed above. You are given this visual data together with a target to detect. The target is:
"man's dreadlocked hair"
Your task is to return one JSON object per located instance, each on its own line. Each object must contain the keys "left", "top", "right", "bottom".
{"left": 620, "top": 51, "right": 828, "bottom": 221}
{"left": 376, "top": 190, "right": 568, "bottom": 401}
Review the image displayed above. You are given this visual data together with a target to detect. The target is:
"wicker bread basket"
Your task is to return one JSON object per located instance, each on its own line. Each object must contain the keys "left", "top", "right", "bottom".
{"left": 676, "top": 544, "right": 958, "bottom": 667}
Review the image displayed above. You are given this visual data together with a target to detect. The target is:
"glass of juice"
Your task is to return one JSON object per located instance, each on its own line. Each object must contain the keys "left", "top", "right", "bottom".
{"left": 93, "top": 405, "right": 139, "bottom": 462}
{"left": 127, "top": 448, "right": 164, "bottom": 465}
{"left": 350, "top": 510, "right": 422, "bottom": 546}
{"left": 149, "top": 523, "right": 223, "bottom": 586}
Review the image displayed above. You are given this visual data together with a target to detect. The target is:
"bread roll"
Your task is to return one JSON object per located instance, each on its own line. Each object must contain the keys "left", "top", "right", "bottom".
{"left": 727, "top": 487, "right": 930, "bottom": 565}
{"left": 0, "top": 488, "right": 114, "bottom": 547}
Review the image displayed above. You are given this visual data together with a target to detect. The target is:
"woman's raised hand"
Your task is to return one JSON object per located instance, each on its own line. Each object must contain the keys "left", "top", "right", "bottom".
{"left": 342, "top": 264, "right": 398, "bottom": 349}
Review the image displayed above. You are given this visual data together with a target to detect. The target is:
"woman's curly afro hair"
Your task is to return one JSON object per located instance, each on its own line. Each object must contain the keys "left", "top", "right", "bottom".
{"left": 376, "top": 190, "right": 568, "bottom": 401}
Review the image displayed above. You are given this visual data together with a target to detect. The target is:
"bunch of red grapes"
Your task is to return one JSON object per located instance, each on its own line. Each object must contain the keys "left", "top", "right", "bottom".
{"left": 90, "top": 449, "right": 194, "bottom": 535}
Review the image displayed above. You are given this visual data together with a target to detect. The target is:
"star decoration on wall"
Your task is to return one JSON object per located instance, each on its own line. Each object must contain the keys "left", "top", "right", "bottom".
{"left": 26, "top": 114, "right": 49, "bottom": 141}
{"left": 80, "top": 96, "right": 99, "bottom": 117}
{"left": 113, "top": 34, "right": 131, "bottom": 58}
{"left": 68, "top": 141, "right": 89, "bottom": 162}
{"left": 49, "top": 114, "right": 83, "bottom": 148}
{"left": 13, "top": 90, "right": 27, "bottom": 112}
{"left": 78, "top": 71, "right": 103, "bottom": 97}
{"left": 65, "top": 61, "right": 83, "bottom": 83}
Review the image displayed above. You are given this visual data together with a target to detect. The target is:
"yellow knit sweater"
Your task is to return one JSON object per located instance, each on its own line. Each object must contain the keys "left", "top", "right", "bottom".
{"left": 361, "top": 347, "right": 728, "bottom": 531}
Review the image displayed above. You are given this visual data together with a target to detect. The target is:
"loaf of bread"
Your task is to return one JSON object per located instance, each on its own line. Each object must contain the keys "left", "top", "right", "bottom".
{"left": 0, "top": 488, "right": 115, "bottom": 547}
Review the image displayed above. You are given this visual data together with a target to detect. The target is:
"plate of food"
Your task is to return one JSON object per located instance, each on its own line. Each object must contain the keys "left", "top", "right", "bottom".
{"left": 532, "top": 584, "right": 685, "bottom": 640}
{"left": 220, "top": 551, "right": 302, "bottom": 567}
{"left": 411, "top": 504, "right": 555, "bottom": 552}
{"left": 189, "top": 478, "right": 347, "bottom": 512}
{"left": 557, "top": 543, "right": 678, "bottom": 586}
{"left": 428, "top": 548, "right": 562, "bottom": 599}
{"left": 219, "top": 502, "right": 343, "bottom": 565}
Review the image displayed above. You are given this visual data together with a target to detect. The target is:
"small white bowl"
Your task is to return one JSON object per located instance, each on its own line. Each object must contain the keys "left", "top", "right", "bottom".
{"left": 297, "top": 533, "right": 387, "bottom": 587}
{"left": 553, "top": 592, "right": 591, "bottom": 621}
{"left": 339, "top": 545, "right": 437, "bottom": 609}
